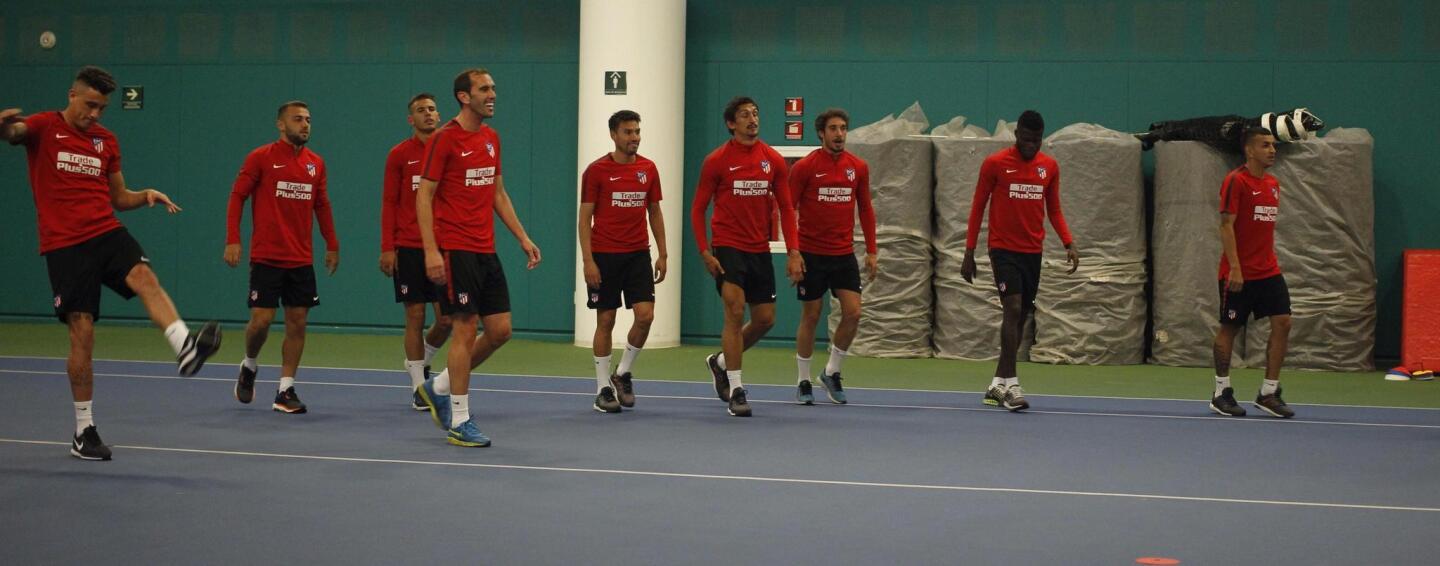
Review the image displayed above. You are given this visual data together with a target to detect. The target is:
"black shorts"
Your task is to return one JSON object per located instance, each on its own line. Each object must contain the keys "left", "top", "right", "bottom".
{"left": 587, "top": 251, "right": 655, "bottom": 310}
{"left": 440, "top": 250, "right": 510, "bottom": 317}
{"left": 44, "top": 227, "right": 147, "bottom": 323}
{"left": 712, "top": 246, "right": 776, "bottom": 304}
{"left": 249, "top": 263, "right": 320, "bottom": 309}
{"left": 989, "top": 248, "right": 1042, "bottom": 309}
{"left": 797, "top": 252, "right": 862, "bottom": 302}
{"left": 393, "top": 247, "right": 442, "bottom": 304}
{"left": 1219, "top": 274, "right": 1291, "bottom": 326}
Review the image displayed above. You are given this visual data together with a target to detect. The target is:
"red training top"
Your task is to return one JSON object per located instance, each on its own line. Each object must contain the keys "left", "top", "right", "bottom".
{"left": 22, "top": 111, "right": 124, "bottom": 254}
{"left": 380, "top": 136, "right": 426, "bottom": 251}
{"left": 420, "top": 119, "right": 501, "bottom": 254}
{"left": 580, "top": 153, "right": 663, "bottom": 253}
{"left": 226, "top": 141, "right": 339, "bottom": 269}
{"left": 1218, "top": 166, "right": 1282, "bottom": 281}
{"left": 787, "top": 148, "right": 877, "bottom": 256}
{"left": 965, "top": 146, "right": 1073, "bottom": 254}
{"left": 690, "top": 139, "right": 797, "bottom": 254}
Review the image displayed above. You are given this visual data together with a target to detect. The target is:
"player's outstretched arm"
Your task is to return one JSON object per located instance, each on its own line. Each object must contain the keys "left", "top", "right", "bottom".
{"left": 0, "top": 108, "right": 29, "bottom": 145}
{"left": 493, "top": 176, "right": 541, "bottom": 270}
{"left": 108, "top": 171, "right": 180, "bottom": 213}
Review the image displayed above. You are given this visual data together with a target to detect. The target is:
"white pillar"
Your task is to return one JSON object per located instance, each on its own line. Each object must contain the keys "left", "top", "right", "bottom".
{"left": 574, "top": 0, "right": 685, "bottom": 349}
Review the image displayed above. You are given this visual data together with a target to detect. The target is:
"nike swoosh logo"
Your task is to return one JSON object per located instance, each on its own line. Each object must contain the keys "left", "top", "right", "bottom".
{"left": 272, "top": 164, "right": 286, "bottom": 168}
{"left": 1005, "top": 169, "right": 1018, "bottom": 173}
{"left": 461, "top": 151, "right": 475, "bottom": 157}
{"left": 73, "top": 438, "right": 83, "bottom": 450}
{"left": 815, "top": 173, "right": 826, "bottom": 177}
{"left": 56, "top": 133, "right": 70, "bottom": 139}
{"left": 407, "top": 160, "right": 420, "bottom": 165}
{"left": 1251, "top": 191, "right": 1261, "bottom": 196}
{"left": 609, "top": 176, "right": 622, "bottom": 181}
{"left": 729, "top": 166, "right": 743, "bottom": 171}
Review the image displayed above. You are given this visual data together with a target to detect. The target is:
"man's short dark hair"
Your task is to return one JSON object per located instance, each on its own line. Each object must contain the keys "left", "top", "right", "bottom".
{"left": 74, "top": 66, "right": 116, "bottom": 95}
{"left": 1017, "top": 109, "right": 1044, "bottom": 132}
{"left": 609, "top": 110, "right": 641, "bottom": 132}
{"left": 408, "top": 92, "right": 436, "bottom": 111}
{"left": 1242, "top": 126, "right": 1274, "bottom": 147}
{"left": 452, "top": 68, "right": 491, "bottom": 107}
{"left": 723, "top": 96, "right": 757, "bottom": 133}
{"left": 276, "top": 100, "right": 308, "bottom": 119}
{"left": 814, "top": 108, "right": 849, "bottom": 134}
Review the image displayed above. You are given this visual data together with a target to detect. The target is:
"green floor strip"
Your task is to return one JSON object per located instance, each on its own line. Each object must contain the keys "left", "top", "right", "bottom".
{"left": 1, "top": 322, "right": 1434, "bottom": 408}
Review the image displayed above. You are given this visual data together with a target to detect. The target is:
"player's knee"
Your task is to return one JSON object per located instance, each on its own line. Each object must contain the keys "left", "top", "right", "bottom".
{"left": 66, "top": 313, "right": 95, "bottom": 346}
{"left": 752, "top": 311, "right": 776, "bottom": 330}
{"left": 125, "top": 263, "right": 159, "bottom": 292}
{"left": 489, "top": 327, "right": 512, "bottom": 345}
{"left": 433, "top": 315, "right": 453, "bottom": 333}
{"left": 1270, "top": 315, "right": 1292, "bottom": 333}
{"left": 722, "top": 303, "right": 745, "bottom": 325}
{"left": 633, "top": 308, "right": 654, "bottom": 328}
{"left": 404, "top": 305, "right": 427, "bottom": 327}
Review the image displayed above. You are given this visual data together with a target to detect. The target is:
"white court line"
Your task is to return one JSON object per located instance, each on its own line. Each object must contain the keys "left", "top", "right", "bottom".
{"left": 2, "top": 437, "right": 1436, "bottom": 514}
{"left": 0, "top": 355, "right": 1429, "bottom": 411}
{"left": 4, "top": 369, "right": 1438, "bottom": 430}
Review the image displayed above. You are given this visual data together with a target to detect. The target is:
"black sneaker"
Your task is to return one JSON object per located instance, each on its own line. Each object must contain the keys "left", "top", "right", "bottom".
{"left": 727, "top": 387, "right": 752, "bottom": 417}
{"left": 593, "top": 386, "right": 621, "bottom": 413}
{"left": 1209, "top": 387, "right": 1246, "bottom": 417}
{"left": 1254, "top": 387, "right": 1295, "bottom": 418}
{"left": 177, "top": 320, "right": 222, "bottom": 377}
{"left": 235, "top": 365, "right": 257, "bottom": 404}
{"left": 796, "top": 380, "right": 814, "bottom": 405}
{"left": 706, "top": 352, "right": 730, "bottom": 402}
{"left": 1002, "top": 385, "right": 1030, "bottom": 412}
{"left": 819, "top": 371, "right": 847, "bottom": 404}
{"left": 71, "top": 425, "right": 111, "bottom": 461}
{"left": 611, "top": 372, "right": 636, "bottom": 408}
{"left": 983, "top": 384, "right": 1005, "bottom": 407}
{"left": 273, "top": 387, "right": 308, "bottom": 414}
{"left": 412, "top": 388, "right": 429, "bottom": 411}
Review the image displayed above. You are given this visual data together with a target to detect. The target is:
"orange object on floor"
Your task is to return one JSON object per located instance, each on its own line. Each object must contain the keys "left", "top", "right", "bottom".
{"left": 1403, "top": 250, "right": 1440, "bottom": 371}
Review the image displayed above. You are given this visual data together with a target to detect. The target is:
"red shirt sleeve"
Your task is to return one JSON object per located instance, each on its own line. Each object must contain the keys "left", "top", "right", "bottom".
{"left": 856, "top": 162, "right": 878, "bottom": 255}
{"left": 421, "top": 131, "right": 449, "bottom": 182}
{"left": 1044, "top": 164, "right": 1073, "bottom": 247}
{"left": 786, "top": 155, "right": 807, "bottom": 211}
{"left": 965, "top": 158, "right": 996, "bottom": 250}
{"left": 380, "top": 148, "right": 401, "bottom": 252}
{"left": 769, "top": 150, "right": 798, "bottom": 251}
{"left": 106, "top": 134, "right": 122, "bottom": 175}
{"left": 648, "top": 163, "right": 663, "bottom": 203}
{"left": 690, "top": 155, "right": 718, "bottom": 253}
{"left": 580, "top": 162, "right": 600, "bottom": 204}
{"left": 226, "top": 151, "right": 260, "bottom": 246}
{"left": 1219, "top": 172, "right": 1241, "bottom": 215}
{"left": 21, "top": 112, "right": 52, "bottom": 149}
{"left": 314, "top": 162, "right": 339, "bottom": 252}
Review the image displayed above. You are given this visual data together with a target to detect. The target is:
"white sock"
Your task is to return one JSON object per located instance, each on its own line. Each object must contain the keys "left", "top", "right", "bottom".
{"left": 990, "top": 376, "right": 1005, "bottom": 389}
{"left": 242, "top": 357, "right": 258, "bottom": 372}
{"left": 450, "top": 394, "right": 470, "bottom": 428}
{"left": 1215, "top": 375, "right": 1231, "bottom": 397}
{"left": 423, "top": 341, "right": 440, "bottom": 366}
{"left": 163, "top": 320, "right": 189, "bottom": 355}
{"left": 616, "top": 343, "right": 642, "bottom": 376}
{"left": 797, "top": 355, "right": 812, "bottom": 384}
{"left": 278, "top": 376, "right": 295, "bottom": 392}
{"left": 1003, "top": 377, "right": 1019, "bottom": 388}
{"left": 824, "top": 344, "right": 848, "bottom": 376}
{"left": 594, "top": 355, "right": 612, "bottom": 393}
{"left": 717, "top": 353, "right": 727, "bottom": 370}
{"left": 727, "top": 369, "right": 744, "bottom": 392}
{"left": 1261, "top": 379, "right": 1279, "bottom": 396}
{"left": 404, "top": 360, "right": 426, "bottom": 389}
{"left": 74, "top": 401, "right": 94, "bottom": 434}
{"left": 432, "top": 369, "right": 451, "bottom": 395}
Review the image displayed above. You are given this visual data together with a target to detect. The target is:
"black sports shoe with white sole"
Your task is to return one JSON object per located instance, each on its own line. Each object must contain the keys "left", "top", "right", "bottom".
{"left": 71, "top": 425, "right": 112, "bottom": 461}
{"left": 235, "top": 365, "right": 257, "bottom": 404}
{"left": 177, "top": 321, "right": 222, "bottom": 377}
{"left": 1209, "top": 387, "right": 1246, "bottom": 417}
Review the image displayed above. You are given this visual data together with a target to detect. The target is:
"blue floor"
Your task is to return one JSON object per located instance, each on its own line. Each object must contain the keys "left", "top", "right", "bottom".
{"left": 3, "top": 357, "right": 1439, "bottom": 565}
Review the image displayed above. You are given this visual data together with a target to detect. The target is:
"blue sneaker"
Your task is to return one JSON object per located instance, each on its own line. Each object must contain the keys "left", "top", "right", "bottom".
{"left": 819, "top": 371, "right": 848, "bottom": 404}
{"left": 446, "top": 419, "right": 491, "bottom": 447}
{"left": 418, "top": 378, "right": 451, "bottom": 431}
{"left": 796, "top": 380, "right": 815, "bottom": 405}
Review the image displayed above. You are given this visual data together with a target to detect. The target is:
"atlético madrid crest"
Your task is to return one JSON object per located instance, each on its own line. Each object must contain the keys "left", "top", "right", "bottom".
{"left": 92, "top": 138, "right": 104, "bottom": 153}
{"left": 845, "top": 167, "right": 856, "bottom": 182}
{"left": 759, "top": 160, "right": 771, "bottom": 174}
{"left": 637, "top": 170, "right": 648, "bottom": 184}
{"left": 306, "top": 163, "right": 317, "bottom": 177}
{"left": 486, "top": 142, "right": 496, "bottom": 157}
{"left": 1036, "top": 166, "right": 1048, "bottom": 179}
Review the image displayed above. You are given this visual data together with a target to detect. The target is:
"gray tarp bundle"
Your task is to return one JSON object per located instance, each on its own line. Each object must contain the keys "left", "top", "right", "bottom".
{"left": 931, "top": 122, "right": 1021, "bottom": 360}
{"left": 1030, "top": 124, "right": 1148, "bottom": 364}
{"left": 1150, "top": 131, "right": 1376, "bottom": 370}
{"left": 828, "top": 104, "right": 934, "bottom": 357}
{"left": 1242, "top": 130, "right": 1376, "bottom": 370}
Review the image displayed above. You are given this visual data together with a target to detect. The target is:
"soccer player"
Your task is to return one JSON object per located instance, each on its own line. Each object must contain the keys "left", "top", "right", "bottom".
{"left": 788, "top": 108, "right": 877, "bottom": 405}
{"left": 961, "top": 110, "right": 1079, "bottom": 412}
{"left": 691, "top": 96, "right": 802, "bottom": 417}
{"left": 380, "top": 93, "right": 451, "bottom": 410}
{"left": 1209, "top": 127, "right": 1294, "bottom": 418}
{"left": 578, "top": 110, "right": 668, "bottom": 413}
{"left": 225, "top": 100, "right": 339, "bottom": 415}
{"left": 415, "top": 68, "right": 542, "bottom": 447}
{"left": 1, "top": 66, "right": 221, "bottom": 460}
